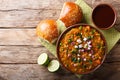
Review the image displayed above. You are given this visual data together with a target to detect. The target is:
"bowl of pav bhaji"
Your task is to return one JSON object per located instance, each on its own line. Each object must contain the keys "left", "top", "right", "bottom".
{"left": 56, "top": 24, "right": 107, "bottom": 74}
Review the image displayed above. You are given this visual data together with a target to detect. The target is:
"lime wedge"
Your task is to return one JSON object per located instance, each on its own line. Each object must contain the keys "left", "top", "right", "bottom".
{"left": 48, "top": 60, "right": 60, "bottom": 72}
{"left": 37, "top": 53, "right": 50, "bottom": 66}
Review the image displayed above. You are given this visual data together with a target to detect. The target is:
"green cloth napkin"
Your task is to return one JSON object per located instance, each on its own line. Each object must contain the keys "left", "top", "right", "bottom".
{"left": 38, "top": 0, "right": 120, "bottom": 78}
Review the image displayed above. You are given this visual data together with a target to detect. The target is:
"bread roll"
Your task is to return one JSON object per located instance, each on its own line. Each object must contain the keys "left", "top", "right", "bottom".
{"left": 36, "top": 20, "right": 59, "bottom": 43}
{"left": 59, "top": 2, "right": 83, "bottom": 27}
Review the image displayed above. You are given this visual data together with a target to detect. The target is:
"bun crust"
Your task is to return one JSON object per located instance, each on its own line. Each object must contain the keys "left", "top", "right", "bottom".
{"left": 36, "top": 20, "right": 59, "bottom": 43}
{"left": 59, "top": 2, "right": 83, "bottom": 27}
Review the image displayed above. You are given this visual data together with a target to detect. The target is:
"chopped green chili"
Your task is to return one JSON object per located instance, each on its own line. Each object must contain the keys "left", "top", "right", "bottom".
{"left": 88, "top": 60, "right": 93, "bottom": 64}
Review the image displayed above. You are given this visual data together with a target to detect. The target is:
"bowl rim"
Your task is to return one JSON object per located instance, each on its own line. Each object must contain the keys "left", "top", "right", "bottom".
{"left": 56, "top": 23, "right": 108, "bottom": 74}
{"left": 92, "top": 3, "right": 117, "bottom": 30}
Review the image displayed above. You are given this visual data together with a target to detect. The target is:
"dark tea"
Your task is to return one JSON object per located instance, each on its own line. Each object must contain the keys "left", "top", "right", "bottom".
{"left": 92, "top": 4, "right": 116, "bottom": 29}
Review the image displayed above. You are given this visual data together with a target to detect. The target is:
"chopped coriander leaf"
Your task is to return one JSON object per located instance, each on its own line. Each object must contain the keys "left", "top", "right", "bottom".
{"left": 71, "top": 57, "right": 77, "bottom": 63}
{"left": 102, "top": 46, "right": 106, "bottom": 49}
{"left": 82, "top": 65, "right": 87, "bottom": 69}
{"left": 91, "top": 35, "right": 94, "bottom": 39}
{"left": 61, "top": 48, "right": 64, "bottom": 51}
{"left": 76, "top": 33, "right": 82, "bottom": 38}
{"left": 68, "top": 38, "right": 72, "bottom": 43}
{"left": 60, "top": 43, "right": 62, "bottom": 46}
{"left": 91, "top": 29, "right": 96, "bottom": 34}
{"left": 71, "top": 49, "right": 77, "bottom": 54}
{"left": 71, "top": 34, "right": 74, "bottom": 38}
{"left": 87, "top": 36, "right": 91, "bottom": 40}
{"left": 79, "top": 26, "right": 83, "bottom": 30}
{"left": 66, "top": 49, "right": 68, "bottom": 54}
{"left": 76, "top": 33, "right": 79, "bottom": 36}
{"left": 78, "top": 63, "right": 81, "bottom": 67}
{"left": 80, "top": 33, "right": 83, "bottom": 38}
{"left": 88, "top": 60, "right": 93, "bottom": 64}
{"left": 78, "top": 33, "right": 83, "bottom": 39}
{"left": 78, "top": 58, "right": 81, "bottom": 62}
{"left": 97, "top": 44, "right": 101, "bottom": 49}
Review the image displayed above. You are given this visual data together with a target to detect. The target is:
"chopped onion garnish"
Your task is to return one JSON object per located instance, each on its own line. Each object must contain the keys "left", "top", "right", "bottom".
{"left": 74, "top": 45, "right": 78, "bottom": 48}
{"left": 89, "top": 54, "right": 92, "bottom": 56}
{"left": 83, "top": 37, "right": 87, "bottom": 41}
{"left": 78, "top": 44, "right": 83, "bottom": 48}
{"left": 77, "top": 39, "right": 82, "bottom": 43}
{"left": 83, "top": 58, "right": 87, "bottom": 61}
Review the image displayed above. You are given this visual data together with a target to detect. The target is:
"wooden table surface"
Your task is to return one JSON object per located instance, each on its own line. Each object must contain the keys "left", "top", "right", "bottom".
{"left": 0, "top": 0, "right": 120, "bottom": 80}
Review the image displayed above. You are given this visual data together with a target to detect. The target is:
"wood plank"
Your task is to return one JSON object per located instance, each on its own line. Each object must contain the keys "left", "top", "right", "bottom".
{"left": 0, "top": 29, "right": 40, "bottom": 45}
{"left": 0, "top": 45, "right": 55, "bottom": 64}
{"left": 88, "top": 62, "right": 120, "bottom": 80}
{"left": 0, "top": 10, "right": 60, "bottom": 27}
{"left": 0, "top": 64, "right": 79, "bottom": 80}
{"left": 0, "top": 0, "right": 75, "bottom": 10}
{"left": 0, "top": 43, "right": 119, "bottom": 64}
{"left": 106, "top": 43, "right": 120, "bottom": 62}
{"left": 0, "top": 63, "right": 119, "bottom": 80}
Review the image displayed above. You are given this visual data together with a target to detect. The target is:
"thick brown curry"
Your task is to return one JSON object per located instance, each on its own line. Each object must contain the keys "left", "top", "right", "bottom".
{"left": 58, "top": 25, "right": 106, "bottom": 74}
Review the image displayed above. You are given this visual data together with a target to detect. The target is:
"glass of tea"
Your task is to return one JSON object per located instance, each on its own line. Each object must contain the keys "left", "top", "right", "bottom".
{"left": 92, "top": 4, "right": 116, "bottom": 30}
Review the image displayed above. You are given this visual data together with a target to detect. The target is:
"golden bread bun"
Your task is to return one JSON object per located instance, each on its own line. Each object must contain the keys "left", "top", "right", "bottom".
{"left": 59, "top": 2, "right": 83, "bottom": 27}
{"left": 36, "top": 20, "right": 59, "bottom": 43}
